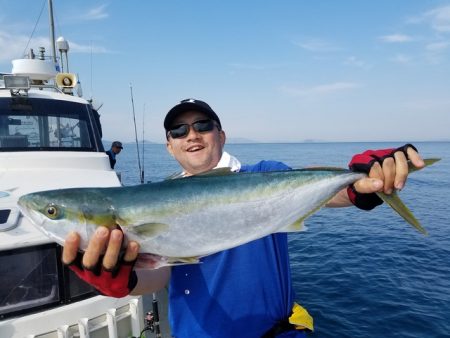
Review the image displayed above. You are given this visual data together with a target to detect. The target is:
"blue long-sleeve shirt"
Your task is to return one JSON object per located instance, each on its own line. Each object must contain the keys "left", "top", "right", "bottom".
{"left": 168, "top": 161, "right": 306, "bottom": 338}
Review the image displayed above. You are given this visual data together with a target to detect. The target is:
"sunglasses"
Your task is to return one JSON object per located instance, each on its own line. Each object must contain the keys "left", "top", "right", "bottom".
{"left": 167, "top": 119, "right": 219, "bottom": 139}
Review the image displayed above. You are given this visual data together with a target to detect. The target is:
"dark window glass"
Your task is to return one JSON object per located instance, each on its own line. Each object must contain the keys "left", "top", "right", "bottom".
{"left": 0, "top": 209, "right": 10, "bottom": 224}
{"left": 0, "top": 244, "right": 97, "bottom": 319}
{"left": 0, "top": 98, "right": 103, "bottom": 151}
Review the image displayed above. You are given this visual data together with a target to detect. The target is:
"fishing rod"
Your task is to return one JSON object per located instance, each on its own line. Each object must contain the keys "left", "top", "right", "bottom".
{"left": 131, "top": 91, "right": 164, "bottom": 337}
{"left": 141, "top": 103, "right": 145, "bottom": 184}
{"left": 129, "top": 83, "right": 144, "bottom": 183}
{"left": 131, "top": 89, "right": 163, "bottom": 338}
{"left": 152, "top": 292, "right": 162, "bottom": 338}
{"left": 136, "top": 293, "right": 162, "bottom": 338}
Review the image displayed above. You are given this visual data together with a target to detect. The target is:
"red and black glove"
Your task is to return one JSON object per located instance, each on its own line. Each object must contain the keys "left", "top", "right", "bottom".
{"left": 66, "top": 251, "right": 138, "bottom": 298}
{"left": 347, "top": 143, "right": 417, "bottom": 210}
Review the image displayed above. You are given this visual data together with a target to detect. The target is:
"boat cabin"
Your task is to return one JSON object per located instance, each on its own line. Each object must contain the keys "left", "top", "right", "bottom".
{"left": 0, "top": 56, "right": 144, "bottom": 337}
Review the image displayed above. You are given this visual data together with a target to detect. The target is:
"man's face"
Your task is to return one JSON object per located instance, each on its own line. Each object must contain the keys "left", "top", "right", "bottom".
{"left": 166, "top": 111, "right": 226, "bottom": 176}
{"left": 112, "top": 146, "right": 122, "bottom": 155}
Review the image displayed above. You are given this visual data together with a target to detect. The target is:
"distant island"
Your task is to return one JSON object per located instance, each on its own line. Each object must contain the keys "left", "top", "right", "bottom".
{"left": 104, "top": 138, "right": 450, "bottom": 146}
{"left": 104, "top": 138, "right": 260, "bottom": 145}
{"left": 226, "top": 138, "right": 258, "bottom": 144}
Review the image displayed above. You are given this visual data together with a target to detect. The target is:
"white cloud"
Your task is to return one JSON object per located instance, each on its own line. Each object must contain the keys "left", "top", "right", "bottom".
{"left": 228, "top": 63, "right": 286, "bottom": 71}
{"left": 390, "top": 54, "right": 412, "bottom": 64}
{"left": 344, "top": 56, "right": 371, "bottom": 69}
{"left": 0, "top": 31, "right": 109, "bottom": 63}
{"left": 379, "top": 34, "right": 414, "bottom": 43}
{"left": 425, "top": 40, "right": 449, "bottom": 64}
{"left": 426, "top": 41, "right": 450, "bottom": 51}
{"left": 402, "top": 5, "right": 450, "bottom": 65}
{"left": 280, "top": 82, "right": 360, "bottom": 97}
{"left": 69, "top": 41, "right": 110, "bottom": 54}
{"left": 0, "top": 31, "right": 50, "bottom": 63}
{"left": 293, "top": 38, "right": 340, "bottom": 52}
{"left": 409, "top": 5, "right": 450, "bottom": 33}
{"left": 82, "top": 5, "right": 109, "bottom": 21}
{"left": 403, "top": 97, "right": 450, "bottom": 111}
{"left": 424, "top": 5, "right": 450, "bottom": 33}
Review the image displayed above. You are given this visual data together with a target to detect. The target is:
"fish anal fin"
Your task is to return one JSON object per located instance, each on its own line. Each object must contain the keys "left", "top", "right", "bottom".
{"left": 376, "top": 191, "right": 427, "bottom": 235}
{"left": 277, "top": 219, "right": 307, "bottom": 233}
{"left": 135, "top": 253, "right": 202, "bottom": 270}
{"left": 167, "top": 256, "right": 202, "bottom": 265}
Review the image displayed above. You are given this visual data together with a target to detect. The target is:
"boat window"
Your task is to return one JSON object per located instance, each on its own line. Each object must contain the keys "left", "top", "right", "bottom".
{"left": 0, "top": 209, "right": 10, "bottom": 224}
{"left": 0, "top": 243, "right": 98, "bottom": 319}
{"left": 0, "top": 245, "right": 60, "bottom": 317}
{"left": 0, "top": 98, "right": 103, "bottom": 152}
{"left": 0, "top": 207, "right": 19, "bottom": 231}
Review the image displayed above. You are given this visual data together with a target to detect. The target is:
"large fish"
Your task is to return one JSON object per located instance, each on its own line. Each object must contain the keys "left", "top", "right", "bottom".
{"left": 18, "top": 159, "right": 439, "bottom": 269}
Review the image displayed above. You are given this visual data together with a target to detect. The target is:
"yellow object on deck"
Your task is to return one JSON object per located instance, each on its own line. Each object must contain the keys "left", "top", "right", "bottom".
{"left": 289, "top": 302, "right": 314, "bottom": 332}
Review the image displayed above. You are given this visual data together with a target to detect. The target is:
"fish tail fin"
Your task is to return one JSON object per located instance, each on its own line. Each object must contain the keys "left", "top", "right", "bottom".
{"left": 408, "top": 158, "right": 440, "bottom": 173}
{"left": 376, "top": 191, "right": 427, "bottom": 235}
{"left": 374, "top": 157, "right": 440, "bottom": 235}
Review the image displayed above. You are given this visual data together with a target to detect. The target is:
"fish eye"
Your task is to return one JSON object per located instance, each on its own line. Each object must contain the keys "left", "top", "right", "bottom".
{"left": 45, "top": 204, "right": 59, "bottom": 219}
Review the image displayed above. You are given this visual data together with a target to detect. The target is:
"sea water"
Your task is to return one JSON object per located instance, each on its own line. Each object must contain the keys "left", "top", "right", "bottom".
{"left": 115, "top": 141, "right": 450, "bottom": 337}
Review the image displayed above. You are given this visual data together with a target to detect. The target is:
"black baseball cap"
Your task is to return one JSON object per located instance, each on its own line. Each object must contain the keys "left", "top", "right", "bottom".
{"left": 112, "top": 141, "right": 123, "bottom": 149}
{"left": 164, "top": 98, "right": 222, "bottom": 131}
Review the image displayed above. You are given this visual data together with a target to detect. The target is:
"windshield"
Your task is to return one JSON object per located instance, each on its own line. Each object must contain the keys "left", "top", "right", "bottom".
{"left": 0, "top": 97, "right": 103, "bottom": 151}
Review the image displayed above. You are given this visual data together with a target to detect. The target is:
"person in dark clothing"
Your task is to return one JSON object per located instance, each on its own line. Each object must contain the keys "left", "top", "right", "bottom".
{"left": 106, "top": 141, "right": 123, "bottom": 169}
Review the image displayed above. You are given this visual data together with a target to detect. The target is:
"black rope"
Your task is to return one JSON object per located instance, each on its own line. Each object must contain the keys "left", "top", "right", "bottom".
{"left": 23, "top": 0, "right": 47, "bottom": 57}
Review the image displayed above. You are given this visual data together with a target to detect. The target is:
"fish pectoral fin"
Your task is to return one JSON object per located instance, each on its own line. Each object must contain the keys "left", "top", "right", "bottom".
{"left": 131, "top": 222, "right": 170, "bottom": 238}
{"left": 277, "top": 219, "right": 308, "bottom": 233}
{"left": 376, "top": 191, "right": 427, "bottom": 235}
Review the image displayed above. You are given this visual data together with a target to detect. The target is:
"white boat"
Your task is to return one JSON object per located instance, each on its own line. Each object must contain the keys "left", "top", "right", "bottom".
{"left": 0, "top": 2, "right": 148, "bottom": 337}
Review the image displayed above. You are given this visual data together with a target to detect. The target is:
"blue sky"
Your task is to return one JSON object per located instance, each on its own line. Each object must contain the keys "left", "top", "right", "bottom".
{"left": 1, "top": 1, "right": 449, "bottom": 143}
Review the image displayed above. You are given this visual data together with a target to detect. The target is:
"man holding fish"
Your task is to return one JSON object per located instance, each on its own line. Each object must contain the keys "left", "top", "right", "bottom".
{"left": 61, "top": 98, "right": 424, "bottom": 337}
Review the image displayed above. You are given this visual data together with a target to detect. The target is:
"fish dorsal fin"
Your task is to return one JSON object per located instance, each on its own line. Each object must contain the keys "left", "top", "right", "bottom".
{"left": 301, "top": 166, "right": 347, "bottom": 172}
{"left": 165, "top": 172, "right": 184, "bottom": 180}
{"left": 194, "top": 167, "right": 234, "bottom": 177}
{"left": 277, "top": 219, "right": 308, "bottom": 233}
{"left": 290, "top": 158, "right": 440, "bottom": 174}
{"left": 165, "top": 167, "right": 234, "bottom": 180}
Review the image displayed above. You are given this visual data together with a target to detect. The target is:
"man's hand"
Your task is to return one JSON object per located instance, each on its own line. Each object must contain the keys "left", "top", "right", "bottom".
{"left": 348, "top": 144, "right": 425, "bottom": 210}
{"left": 62, "top": 227, "right": 140, "bottom": 298}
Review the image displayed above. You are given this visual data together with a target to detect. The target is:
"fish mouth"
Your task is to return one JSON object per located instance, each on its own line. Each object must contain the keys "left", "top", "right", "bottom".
{"left": 17, "top": 194, "right": 36, "bottom": 210}
{"left": 17, "top": 195, "right": 45, "bottom": 225}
